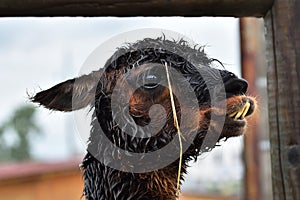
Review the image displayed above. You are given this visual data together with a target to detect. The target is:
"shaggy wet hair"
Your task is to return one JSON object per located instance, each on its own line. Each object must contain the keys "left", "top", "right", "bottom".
{"left": 32, "top": 37, "right": 256, "bottom": 200}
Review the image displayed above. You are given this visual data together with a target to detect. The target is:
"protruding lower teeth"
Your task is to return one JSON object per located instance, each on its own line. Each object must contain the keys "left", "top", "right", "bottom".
{"left": 234, "top": 110, "right": 244, "bottom": 120}
{"left": 241, "top": 102, "right": 251, "bottom": 118}
{"left": 228, "top": 111, "right": 237, "bottom": 118}
{"left": 229, "top": 102, "right": 251, "bottom": 120}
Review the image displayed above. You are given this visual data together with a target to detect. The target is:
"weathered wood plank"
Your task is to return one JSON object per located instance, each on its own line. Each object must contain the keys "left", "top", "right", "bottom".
{"left": 265, "top": 0, "right": 300, "bottom": 199}
{"left": 0, "top": 0, "right": 273, "bottom": 17}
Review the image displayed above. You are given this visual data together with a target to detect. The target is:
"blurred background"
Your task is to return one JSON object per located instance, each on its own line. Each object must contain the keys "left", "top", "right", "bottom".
{"left": 0, "top": 17, "right": 271, "bottom": 200}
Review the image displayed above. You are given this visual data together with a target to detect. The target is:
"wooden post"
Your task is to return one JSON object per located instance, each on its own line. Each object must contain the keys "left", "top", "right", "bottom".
{"left": 264, "top": 0, "right": 300, "bottom": 199}
{"left": 240, "top": 18, "right": 261, "bottom": 200}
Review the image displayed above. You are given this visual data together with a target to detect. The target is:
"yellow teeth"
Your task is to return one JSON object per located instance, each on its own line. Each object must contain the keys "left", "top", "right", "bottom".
{"left": 228, "top": 111, "right": 237, "bottom": 118}
{"left": 241, "top": 102, "right": 251, "bottom": 118}
{"left": 228, "top": 102, "right": 251, "bottom": 120}
{"left": 234, "top": 109, "right": 244, "bottom": 120}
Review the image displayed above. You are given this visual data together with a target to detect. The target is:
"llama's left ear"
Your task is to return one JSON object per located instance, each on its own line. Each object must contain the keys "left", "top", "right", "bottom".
{"left": 32, "top": 70, "right": 102, "bottom": 112}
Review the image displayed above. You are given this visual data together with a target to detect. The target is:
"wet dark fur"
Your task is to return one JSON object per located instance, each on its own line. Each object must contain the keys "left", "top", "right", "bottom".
{"left": 32, "top": 37, "right": 255, "bottom": 200}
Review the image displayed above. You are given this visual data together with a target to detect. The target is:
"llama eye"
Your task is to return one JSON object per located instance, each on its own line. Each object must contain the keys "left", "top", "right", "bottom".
{"left": 142, "top": 74, "right": 160, "bottom": 89}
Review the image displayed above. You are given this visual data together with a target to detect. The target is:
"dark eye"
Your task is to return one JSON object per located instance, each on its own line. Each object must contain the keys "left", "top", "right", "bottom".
{"left": 142, "top": 74, "right": 160, "bottom": 89}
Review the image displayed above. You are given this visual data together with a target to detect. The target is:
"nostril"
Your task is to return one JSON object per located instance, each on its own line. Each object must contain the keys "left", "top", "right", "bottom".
{"left": 224, "top": 78, "right": 248, "bottom": 95}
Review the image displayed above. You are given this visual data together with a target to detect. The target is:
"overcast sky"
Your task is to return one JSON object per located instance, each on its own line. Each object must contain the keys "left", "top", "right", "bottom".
{"left": 0, "top": 17, "right": 243, "bottom": 194}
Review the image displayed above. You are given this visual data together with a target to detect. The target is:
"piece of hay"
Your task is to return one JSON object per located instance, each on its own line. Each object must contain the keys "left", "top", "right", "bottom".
{"left": 164, "top": 62, "right": 183, "bottom": 197}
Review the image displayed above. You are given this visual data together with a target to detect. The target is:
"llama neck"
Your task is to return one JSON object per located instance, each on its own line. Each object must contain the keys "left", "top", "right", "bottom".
{"left": 83, "top": 114, "right": 189, "bottom": 199}
{"left": 82, "top": 153, "right": 185, "bottom": 200}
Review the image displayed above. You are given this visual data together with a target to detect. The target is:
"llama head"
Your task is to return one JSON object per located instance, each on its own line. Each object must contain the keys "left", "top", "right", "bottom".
{"left": 32, "top": 37, "right": 256, "bottom": 172}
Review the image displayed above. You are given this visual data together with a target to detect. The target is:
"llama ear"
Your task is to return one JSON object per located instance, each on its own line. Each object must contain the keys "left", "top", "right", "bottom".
{"left": 32, "top": 70, "right": 102, "bottom": 111}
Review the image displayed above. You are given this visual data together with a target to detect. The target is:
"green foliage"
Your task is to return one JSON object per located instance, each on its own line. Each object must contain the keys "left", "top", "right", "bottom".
{"left": 0, "top": 104, "right": 41, "bottom": 162}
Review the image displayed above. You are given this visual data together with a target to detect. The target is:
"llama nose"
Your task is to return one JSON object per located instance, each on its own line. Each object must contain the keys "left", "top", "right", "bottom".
{"left": 224, "top": 78, "right": 248, "bottom": 95}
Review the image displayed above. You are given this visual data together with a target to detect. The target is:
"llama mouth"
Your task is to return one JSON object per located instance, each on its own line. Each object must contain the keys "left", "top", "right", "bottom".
{"left": 224, "top": 96, "right": 256, "bottom": 131}
{"left": 213, "top": 96, "right": 256, "bottom": 139}
{"left": 201, "top": 96, "right": 256, "bottom": 123}
{"left": 227, "top": 98, "right": 254, "bottom": 121}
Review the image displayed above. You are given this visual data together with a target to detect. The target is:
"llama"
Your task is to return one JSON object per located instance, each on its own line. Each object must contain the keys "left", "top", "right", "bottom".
{"left": 32, "top": 37, "right": 256, "bottom": 200}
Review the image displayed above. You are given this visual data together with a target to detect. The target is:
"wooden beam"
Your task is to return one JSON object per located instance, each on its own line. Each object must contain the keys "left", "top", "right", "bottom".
{"left": 0, "top": 0, "right": 273, "bottom": 17}
{"left": 264, "top": 0, "right": 300, "bottom": 199}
